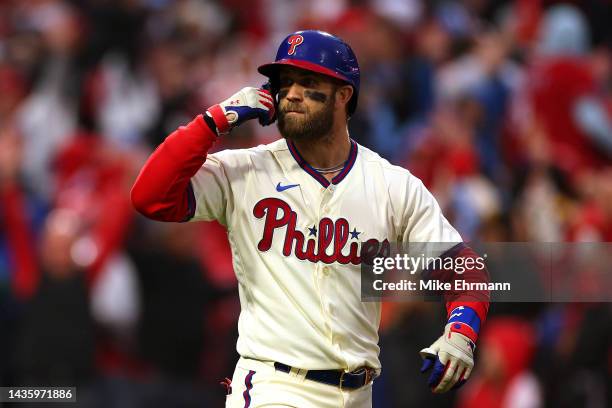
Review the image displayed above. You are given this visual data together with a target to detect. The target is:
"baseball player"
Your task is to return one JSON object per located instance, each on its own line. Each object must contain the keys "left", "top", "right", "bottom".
{"left": 131, "top": 30, "right": 489, "bottom": 408}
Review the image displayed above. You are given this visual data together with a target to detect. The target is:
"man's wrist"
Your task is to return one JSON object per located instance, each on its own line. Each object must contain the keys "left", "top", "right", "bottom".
{"left": 206, "top": 105, "right": 231, "bottom": 135}
{"left": 447, "top": 322, "right": 478, "bottom": 343}
{"left": 202, "top": 113, "right": 221, "bottom": 136}
{"left": 447, "top": 306, "right": 481, "bottom": 342}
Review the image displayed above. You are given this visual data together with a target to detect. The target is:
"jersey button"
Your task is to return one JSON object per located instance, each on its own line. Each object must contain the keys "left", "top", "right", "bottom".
{"left": 323, "top": 266, "right": 330, "bottom": 275}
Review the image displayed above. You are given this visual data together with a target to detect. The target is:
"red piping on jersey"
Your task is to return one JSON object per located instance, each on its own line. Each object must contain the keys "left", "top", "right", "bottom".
{"left": 287, "top": 139, "right": 358, "bottom": 187}
{"left": 287, "top": 140, "right": 329, "bottom": 186}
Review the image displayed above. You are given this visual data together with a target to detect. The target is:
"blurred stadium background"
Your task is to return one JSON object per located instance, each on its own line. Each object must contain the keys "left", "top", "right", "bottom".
{"left": 0, "top": 0, "right": 611, "bottom": 407}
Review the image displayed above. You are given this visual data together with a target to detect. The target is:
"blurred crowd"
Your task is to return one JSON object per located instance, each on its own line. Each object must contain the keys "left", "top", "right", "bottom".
{"left": 0, "top": 0, "right": 611, "bottom": 407}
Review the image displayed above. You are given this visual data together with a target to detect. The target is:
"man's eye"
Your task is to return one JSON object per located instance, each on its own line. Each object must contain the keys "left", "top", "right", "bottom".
{"left": 302, "top": 78, "right": 316, "bottom": 87}
{"left": 279, "top": 78, "right": 293, "bottom": 87}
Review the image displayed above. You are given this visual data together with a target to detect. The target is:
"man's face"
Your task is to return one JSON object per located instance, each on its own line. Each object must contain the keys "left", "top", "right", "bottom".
{"left": 276, "top": 66, "right": 339, "bottom": 141}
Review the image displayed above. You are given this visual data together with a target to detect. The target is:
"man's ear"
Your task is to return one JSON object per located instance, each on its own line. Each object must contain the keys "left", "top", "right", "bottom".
{"left": 335, "top": 85, "right": 353, "bottom": 110}
{"left": 335, "top": 85, "right": 353, "bottom": 115}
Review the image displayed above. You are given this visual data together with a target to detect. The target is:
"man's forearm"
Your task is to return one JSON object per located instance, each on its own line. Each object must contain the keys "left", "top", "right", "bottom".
{"left": 131, "top": 114, "right": 218, "bottom": 222}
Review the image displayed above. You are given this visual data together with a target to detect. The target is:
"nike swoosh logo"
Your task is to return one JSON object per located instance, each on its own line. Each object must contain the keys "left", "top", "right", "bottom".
{"left": 276, "top": 182, "right": 300, "bottom": 192}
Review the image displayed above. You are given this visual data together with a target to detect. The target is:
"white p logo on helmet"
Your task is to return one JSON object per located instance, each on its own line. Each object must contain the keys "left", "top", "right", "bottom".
{"left": 287, "top": 34, "right": 304, "bottom": 55}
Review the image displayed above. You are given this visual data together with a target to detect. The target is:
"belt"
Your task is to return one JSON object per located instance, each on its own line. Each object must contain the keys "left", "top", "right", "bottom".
{"left": 274, "top": 362, "right": 377, "bottom": 390}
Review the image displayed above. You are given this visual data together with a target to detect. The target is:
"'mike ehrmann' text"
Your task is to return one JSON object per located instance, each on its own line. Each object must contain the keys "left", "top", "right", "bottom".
{"left": 372, "top": 279, "right": 511, "bottom": 292}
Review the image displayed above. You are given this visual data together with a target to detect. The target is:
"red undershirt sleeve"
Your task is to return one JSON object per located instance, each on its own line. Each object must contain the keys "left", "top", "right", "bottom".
{"left": 426, "top": 243, "right": 490, "bottom": 334}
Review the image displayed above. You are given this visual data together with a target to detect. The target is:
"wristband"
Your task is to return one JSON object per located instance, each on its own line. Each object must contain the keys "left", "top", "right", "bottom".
{"left": 447, "top": 306, "right": 481, "bottom": 342}
{"left": 202, "top": 114, "right": 219, "bottom": 135}
{"left": 207, "top": 104, "right": 230, "bottom": 134}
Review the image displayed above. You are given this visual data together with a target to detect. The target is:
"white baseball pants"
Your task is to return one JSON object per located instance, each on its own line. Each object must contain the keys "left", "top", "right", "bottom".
{"left": 225, "top": 357, "right": 373, "bottom": 408}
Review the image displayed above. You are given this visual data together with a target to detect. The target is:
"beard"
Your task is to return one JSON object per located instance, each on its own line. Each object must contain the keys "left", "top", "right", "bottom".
{"left": 277, "top": 94, "right": 335, "bottom": 141}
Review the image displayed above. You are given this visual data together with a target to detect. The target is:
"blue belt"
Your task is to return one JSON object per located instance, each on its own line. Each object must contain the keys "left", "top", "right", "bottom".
{"left": 274, "top": 362, "right": 377, "bottom": 390}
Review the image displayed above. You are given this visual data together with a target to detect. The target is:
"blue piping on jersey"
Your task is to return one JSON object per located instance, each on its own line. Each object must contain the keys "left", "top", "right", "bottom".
{"left": 287, "top": 139, "right": 358, "bottom": 187}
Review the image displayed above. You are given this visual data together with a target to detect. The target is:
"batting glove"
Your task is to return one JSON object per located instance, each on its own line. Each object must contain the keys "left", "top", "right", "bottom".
{"left": 419, "top": 322, "right": 476, "bottom": 393}
{"left": 206, "top": 87, "right": 275, "bottom": 135}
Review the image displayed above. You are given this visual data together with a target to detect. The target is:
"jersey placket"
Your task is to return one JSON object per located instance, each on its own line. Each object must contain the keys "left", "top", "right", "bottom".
{"left": 285, "top": 139, "right": 357, "bottom": 363}
{"left": 316, "top": 185, "right": 346, "bottom": 358}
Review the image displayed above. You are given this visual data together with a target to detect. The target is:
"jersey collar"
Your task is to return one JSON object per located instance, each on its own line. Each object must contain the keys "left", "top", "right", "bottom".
{"left": 287, "top": 139, "right": 358, "bottom": 188}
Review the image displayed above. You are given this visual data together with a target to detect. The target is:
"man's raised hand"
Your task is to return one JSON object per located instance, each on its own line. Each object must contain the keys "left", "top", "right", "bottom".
{"left": 206, "top": 87, "right": 275, "bottom": 135}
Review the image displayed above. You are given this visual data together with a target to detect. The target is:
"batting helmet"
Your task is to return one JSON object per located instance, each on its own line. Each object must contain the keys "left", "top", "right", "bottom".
{"left": 258, "top": 30, "right": 360, "bottom": 115}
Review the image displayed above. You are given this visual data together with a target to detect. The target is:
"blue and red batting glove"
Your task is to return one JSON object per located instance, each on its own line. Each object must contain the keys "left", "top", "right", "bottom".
{"left": 420, "top": 306, "right": 480, "bottom": 393}
{"left": 206, "top": 87, "right": 276, "bottom": 135}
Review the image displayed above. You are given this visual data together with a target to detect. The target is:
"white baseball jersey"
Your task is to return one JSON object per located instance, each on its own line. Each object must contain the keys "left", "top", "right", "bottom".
{"left": 189, "top": 138, "right": 462, "bottom": 372}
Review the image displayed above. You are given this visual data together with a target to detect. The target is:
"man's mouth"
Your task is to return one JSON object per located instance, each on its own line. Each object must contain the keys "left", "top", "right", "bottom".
{"left": 282, "top": 110, "right": 306, "bottom": 118}
{"left": 282, "top": 105, "right": 306, "bottom": 114}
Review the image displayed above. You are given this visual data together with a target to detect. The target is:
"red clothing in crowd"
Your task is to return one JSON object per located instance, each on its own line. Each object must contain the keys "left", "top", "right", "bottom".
{"left": 528, "top": 57, "right": 605, "bottom": 175}
{"left": 0, "top": 184, "right": 38, "bottom": 299}
{"left": 458, "top": 318, "right": 537, "bottom": 408}
{"left": 1, "top": 134, "right": 134, "bottom": 300}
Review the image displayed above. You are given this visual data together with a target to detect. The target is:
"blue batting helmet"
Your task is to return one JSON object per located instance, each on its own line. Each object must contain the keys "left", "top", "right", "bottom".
{"left": 258, "top": 30, "right": 360, "bottom": 115}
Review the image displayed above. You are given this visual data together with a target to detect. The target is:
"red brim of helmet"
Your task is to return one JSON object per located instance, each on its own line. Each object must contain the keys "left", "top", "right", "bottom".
{"left": 257, "top": 59, "right": 351, "bottom": 85}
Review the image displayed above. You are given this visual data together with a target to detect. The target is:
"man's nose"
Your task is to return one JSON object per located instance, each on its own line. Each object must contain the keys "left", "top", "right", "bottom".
{"left": 284, "top": 83, "right": 304, "bottom": 101}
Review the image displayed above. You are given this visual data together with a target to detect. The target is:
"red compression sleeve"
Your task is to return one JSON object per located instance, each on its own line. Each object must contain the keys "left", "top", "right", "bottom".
{"left": 425, "top": 244, "right": 490, "bottom": 326}
{"left": 131, "top": 115, "right": 217, "bottom": 222}
{"left": 444, "top": 245, "right": 489, "bottom": 325}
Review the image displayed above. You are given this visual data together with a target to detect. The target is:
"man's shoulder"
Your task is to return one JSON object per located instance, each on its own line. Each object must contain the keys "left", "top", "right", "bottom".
{"left": 357, "top": 143, "right": 415, "bottom": 182}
